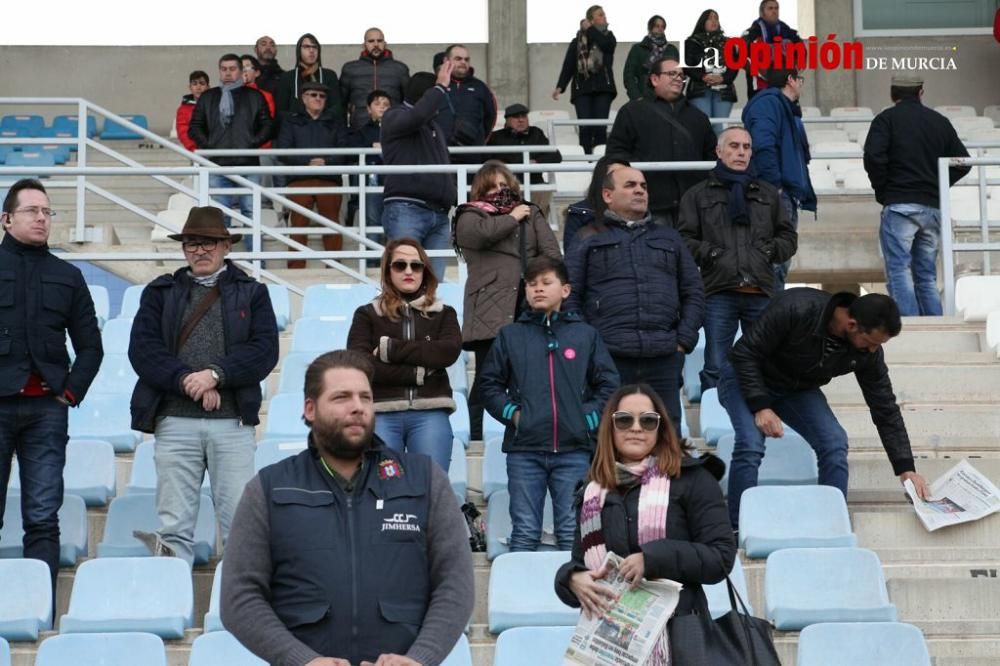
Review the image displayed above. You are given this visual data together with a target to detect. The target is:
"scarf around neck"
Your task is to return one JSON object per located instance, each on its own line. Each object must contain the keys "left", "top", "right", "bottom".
{"left": 605, "top": 209, "right": 651, "bottom": 229}
{"left": 711, "top": 161, "right": 752, "bottom": 226}
{"left": 646, "top": 32, "right": 668, "bottom": 67}
{"left": 188, "top": 264, "right": 227, "bottom": 287}
{"left": 576, "top": 27, "right": 606, "bottom": 77}
{"left": 219, "top": 79, "right": 244, "bottom": 127}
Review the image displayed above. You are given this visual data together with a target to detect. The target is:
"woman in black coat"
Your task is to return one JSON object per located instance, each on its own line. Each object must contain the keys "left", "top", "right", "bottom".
{"left": 552, "top": 5, "right": 617, "bottom": 154}
{"left": 554, "top": 383, "right": 736, "bottom": 654}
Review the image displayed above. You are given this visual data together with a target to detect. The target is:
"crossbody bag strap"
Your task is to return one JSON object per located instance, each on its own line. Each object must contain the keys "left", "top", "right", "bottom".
{"left": 176, "top": 285, "right": 221, "bottom": 350}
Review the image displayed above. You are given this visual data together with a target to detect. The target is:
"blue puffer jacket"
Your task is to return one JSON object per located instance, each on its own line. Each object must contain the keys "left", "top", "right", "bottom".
{"left": 479, "top": 309, "right": 619, "bottom": 454}
{"left": 565, "top": 215, "right": 705, "bottom": 357}
{"left": 741, "top": 88, "right": 817, "bottom": 212}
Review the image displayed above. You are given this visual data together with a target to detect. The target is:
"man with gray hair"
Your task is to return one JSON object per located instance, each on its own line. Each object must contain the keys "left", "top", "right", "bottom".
{"left": 677, "top": 126, "right": 797, "bottom": 391}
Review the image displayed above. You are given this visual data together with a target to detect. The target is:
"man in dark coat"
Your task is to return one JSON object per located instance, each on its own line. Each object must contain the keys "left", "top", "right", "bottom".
{"left": 253, "top": 35, "right": 283, "bottom": 95}
{"left": 741, "top": 0, "right": 802, "bottom": 99}
{"left": 274, "top": 33, "right": 344, "bottom": 128}
{"left": 434, "top": 44, "right": 497, "bottom": 148}
{"left": 487, "top": 103, "right": 563, "bottom": 214}
{"left": 339, "top": 27, "right": 410, "bottom": 130}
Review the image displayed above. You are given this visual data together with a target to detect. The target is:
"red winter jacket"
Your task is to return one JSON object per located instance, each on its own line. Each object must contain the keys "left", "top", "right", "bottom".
{"left": 175, "top": 96, "right": 197, "bottom": 152}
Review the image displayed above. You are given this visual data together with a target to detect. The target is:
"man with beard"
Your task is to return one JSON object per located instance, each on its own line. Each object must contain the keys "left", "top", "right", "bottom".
{"left": 222, "top": 350, "right": 474, "bottom": 666}
{"left": 340, "top": 27, "right": 410, "bottom": 130}
{"left": 253, "top": 35, "right": 283, "bottom": 95}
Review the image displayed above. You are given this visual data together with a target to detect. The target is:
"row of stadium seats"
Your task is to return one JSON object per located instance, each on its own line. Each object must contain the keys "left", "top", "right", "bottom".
{"left": 0, "top": 114, "right": 148, "bottom": 140}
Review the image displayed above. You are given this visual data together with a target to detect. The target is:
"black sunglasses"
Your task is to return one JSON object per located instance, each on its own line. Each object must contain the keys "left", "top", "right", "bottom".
{"left": 390, "top": 260, "right": 424, "bottom": 273}
{"left": 612, "top": 411, "right": 661, "bottom": 431}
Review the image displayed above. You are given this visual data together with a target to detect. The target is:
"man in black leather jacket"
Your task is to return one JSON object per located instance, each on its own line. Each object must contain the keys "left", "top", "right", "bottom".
{"left": 717, "top": 288, "right": 929, "bottom": 528}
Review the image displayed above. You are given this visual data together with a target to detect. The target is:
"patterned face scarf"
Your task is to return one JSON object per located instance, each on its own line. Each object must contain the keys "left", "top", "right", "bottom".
{"left": 467, "top": 185, "right": 521, "bottom": 215}
{"left": 576, "top": 26, "right": 606, "bottom": 77}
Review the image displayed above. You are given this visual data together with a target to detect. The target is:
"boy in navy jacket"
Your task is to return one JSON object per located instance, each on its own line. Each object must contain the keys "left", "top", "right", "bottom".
{"left": 480, "top": 257, "right": 619, "bottom": 551}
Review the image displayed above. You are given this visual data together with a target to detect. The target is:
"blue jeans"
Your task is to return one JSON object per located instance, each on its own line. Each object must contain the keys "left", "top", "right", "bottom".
{"left": 880, "top": 203, "right": 942, "bottom": 316}
{"left": 506, "top": 449, "right": 592, "bottom": 551}
{"left": 374, "top": 409, "right": 453, "bottom": 472}
{"left": 574, "top": 93, "right": 614, "bottom": 154}
{"left": 689, "top": 91, "right": 734, "bottom": 134}
{"left": 382, "top": 200, "right": 451, "bottom": 278}
{"left": 613, "top": 353, "right": 685, "bottom": 439}
{"left": 153, "top": 416, "right": 257, "bottom": 565}
{"left": 209, "top": 173, "right": 261, "bottom": 251}
{"left": 773, "top": 191, "right": 799, "bottom": 292}
{"left": 0, "top": 396, "right": 68, "bottom": 595}
{"left": 701, "top": 292, "right": 770, "bottom": 392}
{"left": 717, "top": 363, "right": 849, "bottom": 529}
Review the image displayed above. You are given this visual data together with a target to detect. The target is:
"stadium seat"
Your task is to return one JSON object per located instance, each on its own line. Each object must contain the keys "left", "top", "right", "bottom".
{"left": 715, "top": 433, "right": 818, "bottom": 495}
{"left": 267, "top": 283, "right": 291, "bottom": 331}
{"left": 36, "top": 632, "right": 166, "bottom": 666}
{"left": 698, "top": 388, "right": 732, "bottom": 445}
{"left": 438, "top": 634, "right": 472, "bottom": 666}
{"left": 808, "top": 128, "right": 851, "bottom": 145}
{"left": 797, "top": 622, "right": 931, "bottom": 666}
{"left": 60, "top": 557, "right": 193, "bottom": 638}
{"left": 765, "top": 547, "right": 896, "bottom": 630}
{"left": 704, "top": 556, "right": 753, "bottom": 619}
{"left": 983, "top": 105, "right": 1000, "bottom": 127}
{"left": 809, "top": 163, "right": 839, "bottom": 193}
{"left": 119, "top": 284, "right": 145, "bottom": 319}
{"left": 152, "top": 209, "right": 187, "bottom": 242}
{"left": 488, "top": 551, "right": 578, "bottom": 633}
{"left": 97, "top": 493, "right": 216, "bottom": 564}
{"left": 493, "top": 625, "right": 574, "bottom": 666}
{"left": 0, "top": 115, "right": 44, "bottom": 137}
{"left": 800, "top": 106, "right": 821, "bottom": 117}
{"left": 4, "top": 150, "right": 56, "bottom": 177}
{"left": 101, "top": 317, "right": 133, "bottom": 351}
{"left": 934, "top": 105, "right": 976, "bottom": 119}
{"left": 203, "top": 560, "right": 224, "bottom": 632}
{"left": 482, "top": 437, "right": 507, "bottom": 500}
{"left": 263, "top": 393, "right": 310, "bottom": 440}
{"left": 739, "top": 485, "right": 857, "bottom": 557}
{"left": 291, "top": 316, "right": 352, "bottom": 353}
{"left": 125, "top": 440, "right": 211, "bottom": 496}
{"left": 450, "top": 391, "right": 471, "bottom": 446}
{"left": 955, "top": 276, "right": 1000, "bottom": 321}
{"left": 449, "top": 437, "right": 467, "bottom": 504}
{"left": 828, "top": 157, "right": 865, "bottom": 182}
{"left": 51, "top": 114, "right": 99, "bottom": 138}
{"left": 189, "top": 631, "right": 266, "bottom": 665}
{"left": 0, "top": 637, "right": 8, "bottom": 666}
{"left": 952, "top": 116, "right": 995, "bottom": 139}
{"left": 301, "top": 283, "right": 379, "bottom": 318}
{"left": 949, "top": 187, "right": 987, "bottom": 226}
{"left": 91, "top": 353, "right": 140, "bottom": 395}
{"left": 986, "top": 310, "right": 1000, "bottom": 357}
{"left": 0, "top": 559, "right": 52, "bottom": 640}
{"left": 830, "top": 106, "right": 874, "bottom": 119}
{"left": 68, "top": 393, "right": 141, "bottom": 452}
{"left": 447, "top": 354, "right": 469, "bottom": 396}
{"left": 36, "top": 143, "right": 70, "bottom": 165}
{"left": 486, "top": 489, "right": 556, "bottom": 560}
{"left": 100, "top": 114, "right": 149, "bottom": 140}
{"left": 554, "top": 169, "right": 591, "bottom": 197}
{"left": 1, "top": 494, "right": 88, "bottom": 566}
{"left": 277, "top": 351, "right": 317, "bottom": 394}
{"left": 10, "top": 439, "right": 116, "bottom": 506}
{"left": 167, "top": 192, "right": 197, "bottom": 211}
{"left": 254, "top": 439, "right": 307, "bottom": 471}
{"left": 811, "top": 141, "right": 862, "bottom": 158}
{"left": 842, "top": 169, "right": 874, "bottom": 192}
{"left": 436, "top": 281, "right": 465, "bottom": 316}
{"left": 681, "top": 329, "right": 705, "bottom": 403}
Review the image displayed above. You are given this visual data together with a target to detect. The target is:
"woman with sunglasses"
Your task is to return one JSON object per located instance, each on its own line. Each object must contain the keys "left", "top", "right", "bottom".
{"left": 454, "top": 160, "right": 561, "bottom": 441}
{"left": 346, "top": 238, "right": 462, "bottom": 471}
{"left": 555, "top": 384, "right": 735, "bottom": 659}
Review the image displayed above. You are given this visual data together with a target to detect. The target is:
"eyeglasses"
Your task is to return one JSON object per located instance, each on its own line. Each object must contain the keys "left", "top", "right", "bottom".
{"left": 182, "top": 239, "right": 218, "bottom": 252}
{"left": 612, "top": 411, "right": 661, "bottom": 431}
{"left": 13, "top": 206, "right": 57, "bottom": 219}
{"left": 304, "top": 92, "right": 327, "bottom": 99}
{"left": 655, "top": 71, "right": 687, "bottom": 81}
{"left": 390, "top": 260, "right": 424, "bottom": 273}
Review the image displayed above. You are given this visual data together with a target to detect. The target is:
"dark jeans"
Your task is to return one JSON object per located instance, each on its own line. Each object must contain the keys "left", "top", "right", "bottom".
{"left": 574, "top": 93, "right": 613, "bottom": 154}
{"left": 466, "top": 339, "right": 495, "bottom": 441}
{"left": 506, "top": 449, "right": 592, "bottom": 551}
{"left": 717, "top": 363, "right": 849, "bottom": 529}
{"left": 0, "top": 395, "right": 69, "bottom": 599}
{"left": 612, "top": 352, "right": 685, "bottom": 439}
{"left": 701, "top": 291, "right": 770, "bottom": 392}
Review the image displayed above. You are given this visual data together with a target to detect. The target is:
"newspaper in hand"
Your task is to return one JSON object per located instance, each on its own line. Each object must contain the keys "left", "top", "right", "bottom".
{"left": 563, "top": 552, "right": 683, "bottom": 666}
{"left": 904, "top": 459, "right": 1000, "bottom": 532}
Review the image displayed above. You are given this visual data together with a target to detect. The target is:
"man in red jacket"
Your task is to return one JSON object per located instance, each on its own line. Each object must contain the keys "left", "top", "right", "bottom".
{"left": 175, "top": 70, "right": 209, "bottom": 152}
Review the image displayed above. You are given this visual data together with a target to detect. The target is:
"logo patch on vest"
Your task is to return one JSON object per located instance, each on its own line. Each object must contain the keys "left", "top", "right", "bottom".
{"left": 378, "top": 459, "right": 404, "bottom": 480}
{"left": 381, "top": 513, "right": 421, "bottom": 532}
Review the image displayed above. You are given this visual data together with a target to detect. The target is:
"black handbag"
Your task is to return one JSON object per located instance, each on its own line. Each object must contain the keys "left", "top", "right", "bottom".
{"left": 668, "top": 577, "right": 781, "bottom": 665}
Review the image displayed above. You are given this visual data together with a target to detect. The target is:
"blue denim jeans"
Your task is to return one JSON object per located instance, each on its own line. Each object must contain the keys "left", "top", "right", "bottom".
{"left": 153, "top": 416, "right": 257, "bottom": 565}
{"left": 773, "top": 190, "right": 799, "bottom": 292}
{"left": 0, "top": 396, "right": 68, "bottom": 596}
{"left": 506, "top": 449, "right": 592, "bottom": 551}
{"left": 209, "top": 173, "right": 261, "bottom": 251}
{"left": 612, "top": 353, "right": 685, "bottom": 439}
{"left": 382, "top": 200, "right": 451, "bottom": 278}
{"left": 689, "top": 91, "right": 734, "bottom": 134}
{"left": 879, "top": 203, "right": 942, "bottom": 316}
{"left": 717, "top": 363, "right": 849, "bottom": 529}
{"left": 374, "top": 409, "right": 453, "bottom": 472}
{"left": 701, "top": 291, "right": 770, "bottom": 392}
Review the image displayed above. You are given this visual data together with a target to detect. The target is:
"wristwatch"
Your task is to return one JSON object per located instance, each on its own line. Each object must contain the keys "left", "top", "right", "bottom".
{"left": 210, "top": 369, "right": 220, "bottom": 384}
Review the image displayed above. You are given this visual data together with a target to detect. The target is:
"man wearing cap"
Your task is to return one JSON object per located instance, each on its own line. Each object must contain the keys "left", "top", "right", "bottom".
{"left": 275, "top": 80, "right": 348, "bottom": 268}
{"left": 863, "top": 74, "right": 970, "bottom": 316}
{"left": 487, "top": 103, "right": 563, "bottom": 215}
{"left": 128, "top": 207, "right": 279, "bottom": 563}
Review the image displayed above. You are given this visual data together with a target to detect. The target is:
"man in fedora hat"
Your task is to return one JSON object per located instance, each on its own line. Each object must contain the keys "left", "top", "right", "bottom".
{"left": 128, "top": 206, "right": 279, "bottom": 563}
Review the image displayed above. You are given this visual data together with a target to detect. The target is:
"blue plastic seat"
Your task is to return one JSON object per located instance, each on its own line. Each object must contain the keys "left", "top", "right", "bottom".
{"left": 436, "top": 282, "right": 465, "bottom": 319}
{"left": 10, "top": 439, "right": 116, "bottom": 506}
{"left": 277, "top": 352, "right": 318, "bottom": 395}
{"left": 301, "top": 283, "right": 379, "bottom": 318}
{"left": 267, "top": 284, "right": 291, "bottom": 331}
{"left": 254, "top": 439, "right": 308, "bottom": 471}
{"left": 68, "top": 393, "right": 141, "bottom": 452}
{"left": 797, "top": 622, "right": 931, "bottom": 666}
{"left": 493, "top": 626, "right": 574, "bottom": 665}
{"left": 91, "top": 354, "right": 139, "bottom": 396}
{"left": 448, "top": 437, "right": 467, "bottom": 505}
{"left": 125, "top": 440, "right": 211, "bottom": 496}
{"left": 60, "top": 557, "right": 193, "bottom": 638}
{"left": 440, "top": 633, "right": 473, "bottom": 666}
{"left": 203, "top": 560, "right": 224, "bottom": 632}
{"left": 291, "top": 316, "right": 352, "bottom": 353}
{"left": 484, "top": 410, "right": 506, "bottom": 441}
{"left": 482, "top": 437, "right": 507, "bottom": 500}
{"left": 119, "top": 284, "right": 146, "bottom": 319}
{"left": 698, "top": 388, "right": 733, "bottom": 445}
{"left": 450, "top": 391, "right": 470, "bottom": 446}
{"left": 87, "top": 285, "right": 110, "bottom": 329}
{"left": 51, "top": 114, "right": 98, "bottom": 138}
{"left": 0, "top": 637, "right": 9, "bottom": 666}
{"left": 488, "top": 552, "right": 579, "bottom": 633}
{"left": 765, "top": 548, "right": 896, "bottom": 631}
{"left": 447, "top": 353, "right": 468, "bottom": 396}
{"left": 189, "top": 631, "right": 265, "bottom": 665}
{"left": 101, "top": 317, "right": 133, "bottom": 352}
{"left": 97, "top": 494, "right": 216, "bottom": 564}
{"left": 100, "top": 115, "right": 149, "bottom": 140}
{"left": 1, "top": 494, "right": 88, "bottom": 566}
{"left": 703, "top": 556, "right": 753, "bottom": 619}
{"left": 740, "top": 485, "right": 857, "bottom": 558}
{"left": 716, "top": 433, "right": 818, "bottom": 495}
{"left": 4, "top": 150, "right": 55, "bottom": 177}
{"left": 0, "top": 115, "right": 44, "bottom": 137}
{"left": 264, "top": 393, "right": 309, "bottom": 441}
{"left": 37, "top": 632, "right": 166, "bottom": 666}
{"left": 37, "top": 144, "right": 70, "bottom": 165}
{"left": 682, "top": 328, "right": 706, "bottom": 403}
{"left": 0, "top": 559, "right": 52, "bottom": 640}
{"left": 486, "top": 490, "right": 556, "bottom": 561}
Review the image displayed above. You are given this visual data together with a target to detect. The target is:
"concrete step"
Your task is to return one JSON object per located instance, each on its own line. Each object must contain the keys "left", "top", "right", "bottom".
{"left": 851, "top": 506, "right": 1000, "bottom": 561}
{"left": 835, "top": 404, "right": 1000, "bottom": 452}
{"left": 848, "top": 457, "right": 1000, "bottom": 503}
{"left": 890, "top": 578, "right": 1000, "bottom": 636}
{"left": 825, "top": 366, "right": 1000, "bottom": 405}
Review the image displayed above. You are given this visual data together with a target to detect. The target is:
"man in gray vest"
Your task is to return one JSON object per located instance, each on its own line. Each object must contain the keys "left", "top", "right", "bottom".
{"left": 222, "top": 350, "right": 474, "bottom": 666}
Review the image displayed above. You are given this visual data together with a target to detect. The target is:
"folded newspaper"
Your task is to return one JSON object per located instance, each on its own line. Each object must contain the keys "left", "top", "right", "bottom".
{"left": 904, "top": 459, "right": 1000, "bottom": 532}
{"left": 563, "top": 552, "right": 682, "bottom": 666}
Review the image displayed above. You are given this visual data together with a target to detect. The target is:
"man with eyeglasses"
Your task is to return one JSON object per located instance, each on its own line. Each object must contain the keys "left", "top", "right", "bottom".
{"left": 275, "top": 33, "right": 344, "bottom": 129}
{"left": 606, "top": 56, "right": 716, "bottom": 227}
{"left": 128, "top": 206, "right": 278, "bottom": 563}
{"left": 0, "top": 178, "right": 103, "bottom": 605}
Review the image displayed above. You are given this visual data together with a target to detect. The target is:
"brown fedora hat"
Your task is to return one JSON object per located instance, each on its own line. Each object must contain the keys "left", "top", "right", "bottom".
{"left": 168, "top": 206, "right": 242, "bottom": 242}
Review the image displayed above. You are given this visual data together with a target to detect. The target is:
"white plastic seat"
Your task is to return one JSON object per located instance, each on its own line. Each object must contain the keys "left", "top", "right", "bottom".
{"left": 955, "top": 276, "right": 1000, "bottom": 321}
{"left": 842, "top": 169, "right": 874, "bottom": 192}
{"left": 167, "top": 192, "right": 197, "bottom": 211}
{"left": 807, "top": 129, "right": 850, "bottom": 145}
{"left": 934, "top": 105, "right": 976, "bottom": 119}
{"left": 152, "top": 209, "right": 187, "bottom": 242}
{"left": 301, "top": 283, "right": 379, "bottom": 318}
{"left": 952, "top": 116, "right": 995, "bottom": 139}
